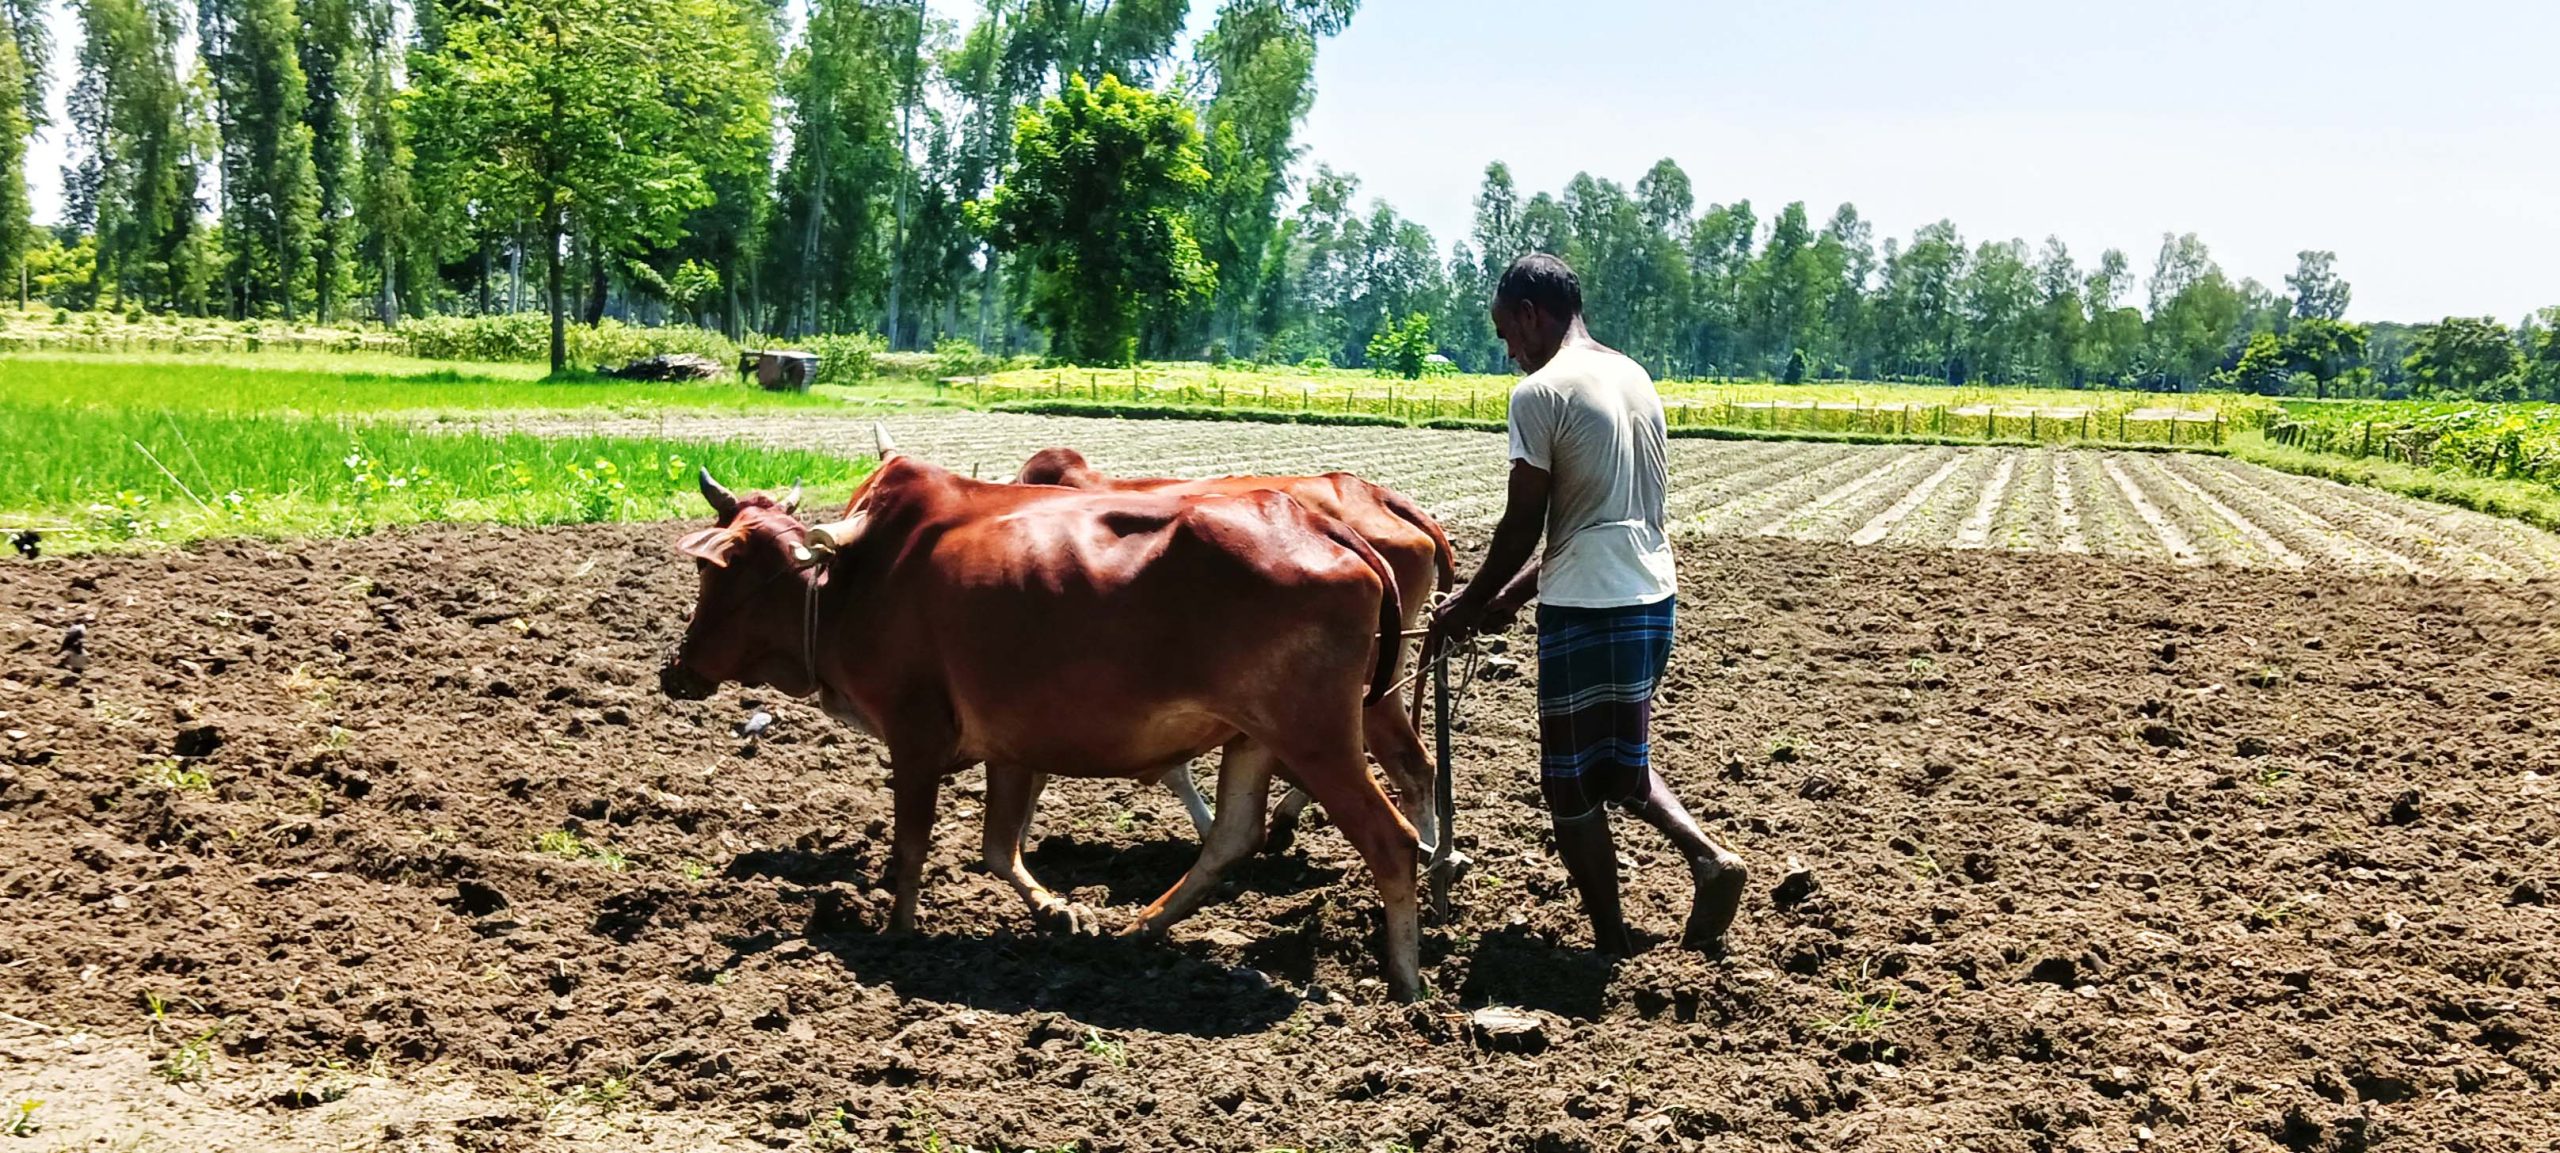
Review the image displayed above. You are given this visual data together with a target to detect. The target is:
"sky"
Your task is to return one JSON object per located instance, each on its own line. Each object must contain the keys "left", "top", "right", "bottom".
{"left": 25, "top": 0, "right": 2557, "bottom": 324}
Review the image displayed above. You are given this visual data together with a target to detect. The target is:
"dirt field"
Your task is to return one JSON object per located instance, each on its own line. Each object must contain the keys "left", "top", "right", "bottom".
{"left": 4, "top": 524, "right": 2559, "bottom": 1152}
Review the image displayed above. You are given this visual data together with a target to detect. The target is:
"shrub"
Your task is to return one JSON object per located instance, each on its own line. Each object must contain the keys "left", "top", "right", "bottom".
{"left": 795, "top": 333, "right": 888, "bottom": 385}
{"left": 395, "top": 315, "right": 740, "bottom": 368}
{"left": 934, "top": 336, "right": 1001, "bottom": 380}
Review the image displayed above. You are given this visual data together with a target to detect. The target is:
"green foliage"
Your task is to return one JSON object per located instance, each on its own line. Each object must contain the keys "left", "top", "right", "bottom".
{"left": 201, "top": 0, "right": 322, "bottom": 318}
{"left": 802, "top": 332, "right": 888, "bottom": 384}
{"left": 404, "top": 0, "right": 770, "bottom": 371}
{"left": 2269, "top": 399, "right": 2560, "bottom": 494}
{"left": 395, "top": 315, "right": 740, "bottom": 367}
{"left": 2232, "top": 428, "right": 2560, "bottom": 534}
{"left": 2404, "top": 316, "right": 2524, "bottom": 400}
{"left": 980, "top": 73, "right": 1215, "bottom": 365}
{"left": 1364, "top": 312, "right": 1435, "bottom": 380}
{"left": 934, "top": 336, "right": 1001, "bottom": 380}
{"left": 0, "top": 12, "right": 29, "bottom": 294}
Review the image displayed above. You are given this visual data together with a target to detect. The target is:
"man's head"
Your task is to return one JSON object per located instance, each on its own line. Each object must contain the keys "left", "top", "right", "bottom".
{"left": 1491, "top": 253, "right": 1583, "bottom": 373}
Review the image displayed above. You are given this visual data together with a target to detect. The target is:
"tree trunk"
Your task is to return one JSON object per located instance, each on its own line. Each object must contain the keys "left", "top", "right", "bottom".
{"left": 546, "top": 214, "right": 566, "bottom": 376}
{"left": 583, "top": 241, "right": 607, "bottom": 326}
{"left": 796, "top": 112, "right": 828, "bottom": 338}
{"left": 885, "top": 0, "right": 923, "bottom": 349}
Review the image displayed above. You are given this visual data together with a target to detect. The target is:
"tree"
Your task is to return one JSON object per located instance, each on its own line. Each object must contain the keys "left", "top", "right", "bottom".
{"left": 66, "top": 0, "right": 191, "bottom": 310}
{"left": 1961, "top": 238, "right": 2036, "bottom": 383}
{"left": 1366, "top": 310, "right": 1432, "bottom": 379}
{"left": 2403, "top": 316, "right": 2522, "bottom": 399}
{"left": 979, "top": 72, "right": 1213, "bottom": 364}
{"left": 1189, "top": 1, "right": 1357, "bottom": 355}
{"left": 773, "top": 0, "right": 905, "bottom": 337}
{"left": 404, "top": 0, "right": 770, "bottom": 373}
{"left": 2280, "top": 317, "right": 2368, "bottom": 398}
{"left": 2144, "top": 233, "right": 2242, "bottom": 389}
{"left": 2033, "top": 238, "right": 2084, "bottom": 385}
{"left": 2286, "top": 250, "right": 2351, "bottom": 322}
{"left": 2522, "top": 307, "right": 2560, "bottom": 402}
{"left": 0, "top": 12, "right": 29, "bottom": 297}
{"left": 201, "top": 0, "right": 322, "bottom": 317}
{"left": 352, "top": 0, "right": 419, "bottom": 319}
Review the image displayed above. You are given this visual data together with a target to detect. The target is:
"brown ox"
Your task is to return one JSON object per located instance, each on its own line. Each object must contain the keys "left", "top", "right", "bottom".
{"left": 1011, "top": 448, "right": 1458, "bottom": 861}
{"left": 659, "top": 454, "right": 1425, "bottom": 998}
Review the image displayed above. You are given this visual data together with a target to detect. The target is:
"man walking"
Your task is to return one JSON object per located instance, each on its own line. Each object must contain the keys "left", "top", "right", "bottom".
{"left": 1433, "top": 253, "right": 1748, "bottom": 958}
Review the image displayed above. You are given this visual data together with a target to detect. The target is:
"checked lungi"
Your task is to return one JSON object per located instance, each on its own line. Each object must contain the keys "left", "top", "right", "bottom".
{"left": 1535, "top": 596, "right": 1677, "bottom": 818}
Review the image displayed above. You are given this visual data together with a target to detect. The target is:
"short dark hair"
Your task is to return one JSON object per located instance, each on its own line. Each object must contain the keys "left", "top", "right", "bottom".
{"left": 1495, "top": 252, "right": 1582, "bottom": 319}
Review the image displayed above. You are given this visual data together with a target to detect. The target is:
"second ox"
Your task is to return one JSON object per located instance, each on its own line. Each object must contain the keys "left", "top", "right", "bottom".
{"left": 1011, "top": 447, "right": 1459, "bottom": 863}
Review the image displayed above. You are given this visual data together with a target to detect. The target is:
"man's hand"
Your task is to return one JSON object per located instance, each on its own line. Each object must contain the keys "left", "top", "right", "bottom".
{"left": 1478, "top": 586, "right": 1529, "bottom": 634}
{"left": 1431, "top": 590, "right": 1490, "bottom": 639}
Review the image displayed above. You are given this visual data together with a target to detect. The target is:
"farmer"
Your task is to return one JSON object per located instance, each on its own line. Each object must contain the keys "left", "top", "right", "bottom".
{"left": 1432, "top": 252, "right": 1750, "bottom": 958}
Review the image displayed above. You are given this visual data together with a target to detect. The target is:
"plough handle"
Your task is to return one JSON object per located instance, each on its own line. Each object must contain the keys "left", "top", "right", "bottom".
{"left": 1429, "top": 640, "right": 1456, "bottom": 919}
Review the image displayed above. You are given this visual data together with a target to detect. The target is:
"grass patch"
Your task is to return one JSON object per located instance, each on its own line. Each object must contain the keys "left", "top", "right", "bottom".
{"left": 2226, "top": 431, "right": 2560, "bottom": 534}
{"left": 0, "top": 398, "right": 869, "bottom": 553}
{"left": 3, "top": 354, "right": 841, "bottom": 415}
{"left": 536, "top": 829, "right": 629, "bottom": 870}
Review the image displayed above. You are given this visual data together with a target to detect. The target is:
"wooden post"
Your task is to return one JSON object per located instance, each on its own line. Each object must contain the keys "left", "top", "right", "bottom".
{"left": 2213, "top": 413, "right": 2224, "bottom": 446}
{"left": 1987, "top": 411, "right": 1997, "bottom": 440}
{"left": 2361, "top": 421, "right": 2372, "bottom": 456}
{"left": 2118, "top": 412, "right": 2126, "bottom": 441}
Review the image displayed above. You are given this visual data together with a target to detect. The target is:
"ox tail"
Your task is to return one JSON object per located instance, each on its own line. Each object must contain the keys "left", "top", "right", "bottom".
{"left": 1376, "top": 485, "right": 1457, "bottom": 596}
{"left": 1373, "top": 484, "right": 1454, "bottom": 732}
{"left": 1313, "top": 515, "right": 1404, "bottom": 708}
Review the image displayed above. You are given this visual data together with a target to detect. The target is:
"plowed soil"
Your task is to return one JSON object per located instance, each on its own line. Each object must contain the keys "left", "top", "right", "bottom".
{"left": 4, "top": 525, "right": 2558, "bottom": 1152}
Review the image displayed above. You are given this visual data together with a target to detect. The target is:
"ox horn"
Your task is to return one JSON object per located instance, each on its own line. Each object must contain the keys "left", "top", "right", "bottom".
{"left": 873, "top": 423, "right": 899, "bottom": 460}
{"left": 792, "top": 513, "right": 867, "bottom": 567}
{"left": 781, "top": 481, "right": 803, "bottom": 514}
{"left": 698, "top": 466, "right": 740, "bottom": 518}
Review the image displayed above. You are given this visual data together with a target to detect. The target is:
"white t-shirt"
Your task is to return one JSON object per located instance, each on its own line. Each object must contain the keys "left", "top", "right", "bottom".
{"left": 1506, "top": 345, "right": 1678, "bottom": 608}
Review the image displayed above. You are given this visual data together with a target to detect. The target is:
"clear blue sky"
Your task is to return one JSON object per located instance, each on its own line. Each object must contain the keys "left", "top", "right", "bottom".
{"left": 1293, "top": 0, "right": 2557, "bottom": 323}
{"left": 27, "top": 0, "right": 2555, "bottom": 323}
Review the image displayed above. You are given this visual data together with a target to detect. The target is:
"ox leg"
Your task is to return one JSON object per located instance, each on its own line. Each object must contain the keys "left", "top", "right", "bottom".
{"left": 1265, "top": 786, "right": 1311, "bottom": 854}
{"left": 1125, "top": 741, "right": 1274, "bottom": 936}
{"left": 1363, "top": 701, "right": 1469, "bottom": 886}
{"left": 886, "top": 762, "right": 943, "bottom": 933}
{"left": 1157, "top": 761, "right": 1218, "bottom": 841}
{"left": 1286, "top": 749, "right": 1423, "bottom": 1003}
{"left": 983, "top": 766, "right": 1101, "bottom": 936}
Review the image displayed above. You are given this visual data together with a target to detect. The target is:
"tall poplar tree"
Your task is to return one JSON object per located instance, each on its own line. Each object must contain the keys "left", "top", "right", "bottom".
{"left": 201, "top": 0, "right": 321, "bottom": 317}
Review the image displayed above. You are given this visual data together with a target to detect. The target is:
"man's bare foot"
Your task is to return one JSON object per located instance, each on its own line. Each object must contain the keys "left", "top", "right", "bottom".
{"left": 1682, "top": 852, "right": 1748, "bottom": 953}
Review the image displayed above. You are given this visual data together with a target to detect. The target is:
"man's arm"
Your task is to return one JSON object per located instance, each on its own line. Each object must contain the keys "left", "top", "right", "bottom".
{"left": 1434, "top": 460, "right": 1550, "bottom": 635}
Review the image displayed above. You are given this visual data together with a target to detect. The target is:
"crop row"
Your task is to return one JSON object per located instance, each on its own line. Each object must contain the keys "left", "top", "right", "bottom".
{"left": 497, "top": 410, "right": 2560, "bottom": 581}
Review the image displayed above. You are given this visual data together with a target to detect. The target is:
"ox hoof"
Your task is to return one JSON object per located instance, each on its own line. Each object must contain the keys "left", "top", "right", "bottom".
{"left": 1264, "top": 814, "right": 1301, "bottom": 856}
{"left": 1119, "top": 918, "right": 1172, "bottom": 942}
{"left": 1426, "top": 847, "right": 1476, "bottom": 887}
{"left": 1035, "top": 900, "right": 1105, "bottom": 937}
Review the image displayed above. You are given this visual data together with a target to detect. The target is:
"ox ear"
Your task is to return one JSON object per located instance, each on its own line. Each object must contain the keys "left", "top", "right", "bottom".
{"left": 676, "top": 526, "right": 748, "bottom": 568}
